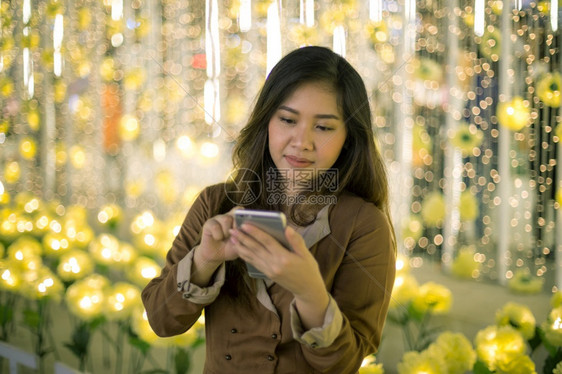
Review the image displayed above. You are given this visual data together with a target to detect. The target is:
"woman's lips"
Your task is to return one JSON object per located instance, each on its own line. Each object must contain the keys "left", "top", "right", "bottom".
{"left": 284, "top": 155, "right": 313, "bottom": 167}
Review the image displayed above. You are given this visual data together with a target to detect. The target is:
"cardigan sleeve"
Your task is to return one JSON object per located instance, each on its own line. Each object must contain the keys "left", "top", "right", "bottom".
{"left": 141, "top": 185, "right": 222, "bottom": 337}
{"left": 298, "top": 201, "right": 396, "bottom": 373}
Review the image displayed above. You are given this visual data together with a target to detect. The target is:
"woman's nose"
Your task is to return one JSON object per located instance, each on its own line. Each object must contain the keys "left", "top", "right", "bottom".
{"left": 290, "top": 123, "right": 314, "bottom": 150}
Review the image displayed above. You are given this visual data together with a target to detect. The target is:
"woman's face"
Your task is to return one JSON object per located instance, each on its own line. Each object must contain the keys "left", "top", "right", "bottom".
{"left": 268, "top": 82, "right": 347, "bottom": 191}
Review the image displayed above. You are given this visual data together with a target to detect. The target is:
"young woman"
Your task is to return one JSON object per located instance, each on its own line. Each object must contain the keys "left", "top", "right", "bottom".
{"left": 142, "top": 46, "right": 396, "bottom": 374}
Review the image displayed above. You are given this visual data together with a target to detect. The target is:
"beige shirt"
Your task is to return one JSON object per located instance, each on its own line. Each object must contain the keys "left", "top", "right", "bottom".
{"left": 176, "top": 205, "right": 342, "bottom": 348}
{"left": 142, "top": 184, "right": 396, "bottom": 374}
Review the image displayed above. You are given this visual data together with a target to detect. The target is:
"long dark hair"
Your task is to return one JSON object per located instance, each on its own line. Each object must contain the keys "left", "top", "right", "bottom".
{"left": 219, "top": 46, "right": 395, "bottom": 302}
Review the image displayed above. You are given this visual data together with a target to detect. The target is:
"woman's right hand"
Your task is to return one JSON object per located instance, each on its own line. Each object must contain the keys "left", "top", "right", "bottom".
{"left": 196, "top": 208, "right": 241, "bottom": 265}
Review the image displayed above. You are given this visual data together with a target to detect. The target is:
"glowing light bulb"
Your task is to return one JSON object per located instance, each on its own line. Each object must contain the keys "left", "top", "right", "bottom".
{"left": 200, "top": 142, "right": 219, "bottom": 158}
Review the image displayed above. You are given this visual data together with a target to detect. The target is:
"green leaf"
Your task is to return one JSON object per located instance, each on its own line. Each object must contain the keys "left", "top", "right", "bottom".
{"left": 174, "top": 347, "right": 191, "bottom": 374}
{"left": 191, "top": 337, "right": 205, "bottom": 349}
{"left": 543, "top": 348, "right": 562, "bottom": 374}
{"left": 528, "top": 326, "right": 542, "bottom": 352}
{"left": 538, "top": 326, "right": 558, "bottom": 357}
{"left": 473, "top": 360, "right": 494, "bottom": 374}
{"left": 407, "top": 303, "right": 426, "bottom": 322}
{"left": 129, "top": 335, "right": 151, "bottom": 355}
{"left": 0, "top": 304, "right": 14, "bottom": 324}
{"left": 88, "top": 315, "right": 106, "bottom": 330}
{"left": 23, "top": 309, "right": 40, "bottom": 329}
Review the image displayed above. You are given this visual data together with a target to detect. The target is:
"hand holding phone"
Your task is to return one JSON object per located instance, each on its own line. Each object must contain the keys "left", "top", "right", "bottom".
{"left": 234, "top": 209, "right": 290, "bottom": 279}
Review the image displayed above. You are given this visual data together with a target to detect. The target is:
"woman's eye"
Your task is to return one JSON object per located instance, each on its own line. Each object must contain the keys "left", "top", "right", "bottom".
{"left": 316, "top": 125, "right": 333, "bottom": 131}
{"left": 280, "top": 117, "right": 296, "bottom": 124}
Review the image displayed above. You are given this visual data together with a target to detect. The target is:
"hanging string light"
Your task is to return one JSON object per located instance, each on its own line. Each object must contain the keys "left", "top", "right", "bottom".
{"left": 369, "top": 0, "right": 383, "bottom": 23}
{"left": 266, "top": 1, "right": 282, "bottom": 77}
{"left": 239, "top": 0, "right": 252, "bottom": 32}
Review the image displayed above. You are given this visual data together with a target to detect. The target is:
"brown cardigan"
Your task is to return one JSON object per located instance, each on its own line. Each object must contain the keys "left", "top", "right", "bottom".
{"left": 142, "top": 184, "right": 396, "bottom": 374}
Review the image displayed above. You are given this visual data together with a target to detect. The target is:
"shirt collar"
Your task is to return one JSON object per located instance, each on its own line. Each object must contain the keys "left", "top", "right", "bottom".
{"left": 294, "top": 204, "right": 332, "bottom": 248}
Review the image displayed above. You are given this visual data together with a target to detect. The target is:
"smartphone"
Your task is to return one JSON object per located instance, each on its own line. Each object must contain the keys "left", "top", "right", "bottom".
{"left": 234, "top": 209, "right": 290, "bottom": 279}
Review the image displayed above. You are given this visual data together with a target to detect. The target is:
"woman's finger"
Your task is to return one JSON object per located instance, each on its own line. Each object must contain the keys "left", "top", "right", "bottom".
{"left": 202, "top": 219, "right": 222, "bottom": 241}
{"left": 284, "top": 226, "right": 306, "bottom": 255}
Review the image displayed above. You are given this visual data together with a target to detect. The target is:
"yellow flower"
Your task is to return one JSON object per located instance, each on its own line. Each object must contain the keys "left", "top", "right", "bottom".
{"left": 20, "top": 266, "right": 63, "bottom": 301}
{"left": 63, "top": 219, "right": 94, "bottom": 249}
{"left": 135, "top": 17, "right": 151, "bottom": 39}
{"left": 508, "top": 269, "right": 544, "bottom": 294}
{"left": 0, "top": 190, "right": 9, "bottom": 205}
{"left": 390, "top": 274, "right": 419, "bottom": 310}
{"left": 4, "top": 161, "right": 21, "bottom": 184}
{"left": 395, "top": 254, "right": 410, "bottom": 276}
{"left": 0, "top": 119, "right": 9, "bottom": 134}
{"left": 77, "top": 7, "right": 91, "bottom": 30}
{"left": 155, "top": 170, "right": 177, "bottom": 205}
{"left": 100, "top": 57, "right": 115, "bottom": 81}
{"left": 451, "top": 246, "right": 480, "bottom": 279}
{"left": 542, "top": 307, "right": 562, "bottom": 347}
{"left": 411, "top": 282, "right": 452, "bottom": 315}
{"left": 474, "top": 325, "right": 526, "bottom": 371}
{"left": 123, "top": 67, "right": 146, "bottom": 91}
{"left": 0, "top": 77, "right": 14, "bottom": 97}
{"left": 24, "top": 101, "right": 39, "bottom": 126}
{"left": 15, "top": 192, "right": 42, "bottom": 212}
{"left": 127, "top": 256, "right": 161, "bottom": 288}
{"left": 495, "top": 302, "right": 536, "bottom": 340}
{"left": 131, "top": 306, "right": 162, "bottom": 345}
{"left": 359, "top": 355, "right": 385, "bottom": 374}
{"left": 536, "top": 72, "right": 561, "bottom": 108}
{"left": 478, "top": 28, "right": 501, "bottom": 61}
{"left": 66, "top": 205, "right": 89, "bottom": 223}
{"left": 553, "top": 361, "right": 562, "bottom": 374}
{"left": 119, "top": 114, "right": 140, "bottom": 141}
{"left": 551, "top": 291, "right": 562, "bottom": 308}
{"left": 401, "top": 215, "right": 423, "bottom": 244}
{"left": 366, "top": 21, "right": 389, "bottom": 45}
{"left": 495, "top": 353, "right": 536, "bottom": 374}
{"left": 319, "top": 7, "right": 350, "bottom": 34}
{"left": 496, "top": 97, "right": 531, "bottom": 131}
{"left": 428, "top": 331, "right": 476, "bottom": 374}
{"left": 421, "top": 192, "right": 446, "bottom": 227}
{"left": 450, "top": 124, "right": 483, "bottom": 156}
{"left": 54, "top": 80, "right": 67, "bottom": 103}
{"left": 7, "top": 236, "right": 43, "bottom": 271}
{"left": 42, "top": 232, "right": 71, "bottom": 257}
{"left": 89, "top": 233, "right": 121, "bottom": 265}
{"left": 168, "top": 328, "right": 199, "bottom": 347}
{"left": 289, "top": 24, "right": 320, "bottom": 46}
{"left": 0, "top": 260, "right": 22, "bottom": 291}
{"left": 557, "top": 188, "right": 562, "bottom": 207}
{"left": 104, "top": 282, "right": 142, "bottom": 321}
{"left": 133, "top": 306, "right": 202, "bottom": 348}
{"left": 413, "top": 57, "right": 444, "bottom": 83}
{"left": 97, "top": 203, "right": 122, "bottom": 228}
{"left": 397, "top": 349, "right": 447, "bottom": 374}
{"left": 46, "top": 0, "right": 64, "bottom": 18}
{"left": 65, "top": 274, "right": 110, "bottom": 321}
{"left": 463, "top": 13, "right": 474, "bottom": 27}
{"left": 224, "top": 96, "right": 248, "bottom": 126}
{"left": 56, "top": 250, "right": 94, "bottom": 282}
{"left": 0, "top": 209, "right": 19, "bottom": 241}
{"left": 490, "top": 0, "right": 503, "bottom": 14}
{"left": 19, "top": 137, "right": 37, "bottom": 160}
{"left": 459, "top": 190, "right": 479, "bottom": 221}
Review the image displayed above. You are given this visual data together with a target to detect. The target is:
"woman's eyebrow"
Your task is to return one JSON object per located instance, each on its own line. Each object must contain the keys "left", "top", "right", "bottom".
{"left": 278, "top": 105, "right": 341, "bottom": 120}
